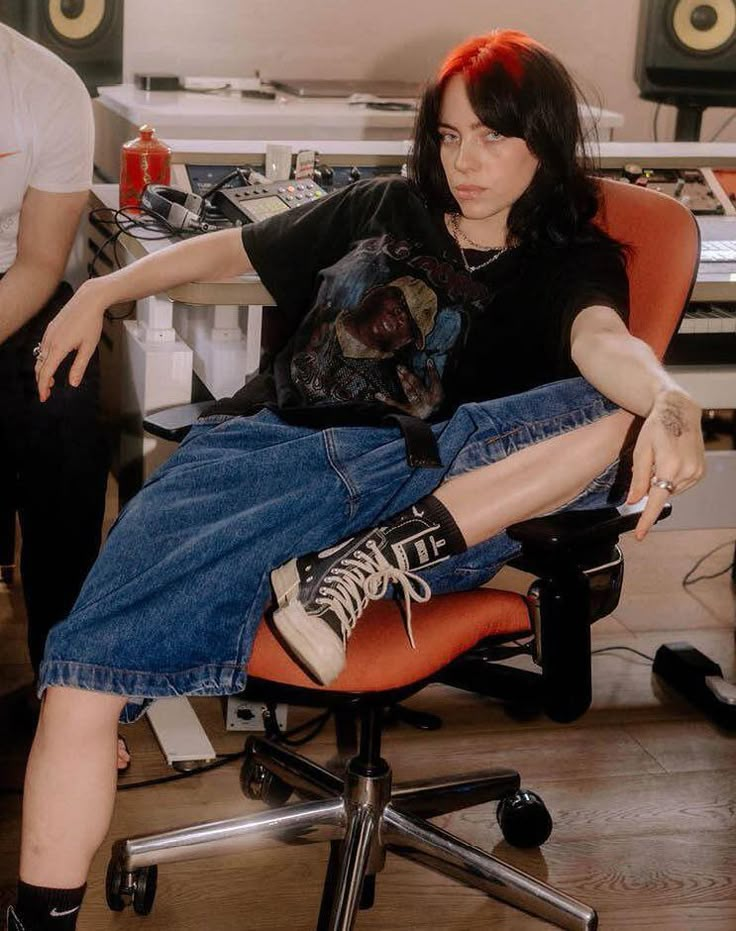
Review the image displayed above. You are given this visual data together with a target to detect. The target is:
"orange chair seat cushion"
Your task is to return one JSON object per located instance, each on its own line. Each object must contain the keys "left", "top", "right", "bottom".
{"left": 248, "top": 588, "right": 532, "bottom": 692}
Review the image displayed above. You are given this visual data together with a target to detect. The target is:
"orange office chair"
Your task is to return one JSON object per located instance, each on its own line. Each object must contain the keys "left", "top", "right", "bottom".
{"left": 107, "top": 179, "right": 700, "bottom": 930}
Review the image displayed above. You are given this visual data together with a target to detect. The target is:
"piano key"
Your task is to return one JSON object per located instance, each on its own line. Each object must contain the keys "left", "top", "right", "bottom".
{"left": 681, "top": 303, "right": 736, "bottom": 335}
{"left": 701, "top": 240, "right": 736, "bottom": 262}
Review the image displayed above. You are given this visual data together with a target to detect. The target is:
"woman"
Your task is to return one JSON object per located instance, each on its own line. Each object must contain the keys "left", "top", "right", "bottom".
{"left": 9, "top": 30, "right": 703, "bottom": 931}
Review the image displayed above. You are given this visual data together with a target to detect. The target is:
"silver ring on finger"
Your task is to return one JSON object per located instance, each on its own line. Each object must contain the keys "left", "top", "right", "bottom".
{"left": 32, "top": 342, "right": 45, "bottom": 361}
{"left": 650, "top": 476, "right": 675, "bottom": 493}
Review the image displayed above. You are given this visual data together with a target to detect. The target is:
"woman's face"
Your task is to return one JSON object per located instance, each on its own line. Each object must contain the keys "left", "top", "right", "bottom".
{"left": 438, "top": 73, "right": 539, "bottom": 224}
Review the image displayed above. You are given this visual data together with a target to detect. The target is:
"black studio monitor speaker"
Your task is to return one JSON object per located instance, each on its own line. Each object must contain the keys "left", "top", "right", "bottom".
{"left": 0, "top": 0, "right": 123, "bottom": 95}
{"left": 636, "top": 0, "right": 736, "bottom": 121}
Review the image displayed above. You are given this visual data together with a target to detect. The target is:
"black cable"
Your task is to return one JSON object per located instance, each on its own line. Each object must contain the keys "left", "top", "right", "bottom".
{"left": 682, "top": 538, "right": 736, "bottom": 586}
{"left": 508, "top": 640, "right": 651, "bottom": 662}
{"left": 86, "top": 220, "right": 132, "bottom": 322}
{"left": 266, "top": 708, "right": 332, "bottom": 747}
{"left": 592, "top": 645, "right": 655, "bottom": 663}
{"left": 0, "top": 750, "right": 247, "bottom": 797}
{"left": 113, "top": 707, "right": 332, "bottom": 786}
{"left": 87, "top": 226, "right": 121, "bottom": 279}
{"left": 89, "top": 205, "right": 203, "bottom": 244}
{"left": 200, "top": 166, "right": 252, "bottom": 198}
{"left": 118, "top": 709, "right": 331, "bottom": 789}
{"left": 117, "top": 751, "right": 246, "bottom": 791}
{"left": 653, "top": 103, "right": 662, "bottom": 142}
{"left": 114, "top": 206, "right": 200, "bottom": 240}
{"left": 88, "top": 206, "right": 167, "bottom": 245}
{"left": 112, "top": 231, "right": 122, "bottom": 274}
{"left": 85, "top": 211, "right": 140, "bottom": 320}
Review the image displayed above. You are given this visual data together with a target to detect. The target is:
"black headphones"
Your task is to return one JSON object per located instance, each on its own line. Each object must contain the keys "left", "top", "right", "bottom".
{"left": 140, "top": 185, "right": 216, "bottom": 232}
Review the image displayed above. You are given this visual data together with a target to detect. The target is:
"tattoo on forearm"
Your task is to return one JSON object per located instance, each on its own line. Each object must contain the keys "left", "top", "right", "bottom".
{"left": 660, "top": 401, "right": 687, "bottom": 437}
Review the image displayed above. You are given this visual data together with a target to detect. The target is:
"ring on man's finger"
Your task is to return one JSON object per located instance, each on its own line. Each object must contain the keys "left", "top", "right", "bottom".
{"left": 32, "top": 342, "right": 45, "bottom": 360}
{"left": 650, "top": 476, "right": 675, "bottom": 493}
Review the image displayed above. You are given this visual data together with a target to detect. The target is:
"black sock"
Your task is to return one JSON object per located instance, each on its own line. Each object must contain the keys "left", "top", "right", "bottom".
{"left": 15, "top": 881, "right": 86, "bottom": 931}
{"left": 380, "top": 495, "right": 467, "bottom": 572}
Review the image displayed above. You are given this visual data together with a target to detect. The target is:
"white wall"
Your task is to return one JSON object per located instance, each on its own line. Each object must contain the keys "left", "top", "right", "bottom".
{"left": 123, "top": 0, "right": 736, "bottom": 143}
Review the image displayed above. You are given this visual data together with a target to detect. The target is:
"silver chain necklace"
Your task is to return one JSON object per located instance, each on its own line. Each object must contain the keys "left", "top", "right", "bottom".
{"left": 449, "top": 213, "right": 509, "bottom": 273}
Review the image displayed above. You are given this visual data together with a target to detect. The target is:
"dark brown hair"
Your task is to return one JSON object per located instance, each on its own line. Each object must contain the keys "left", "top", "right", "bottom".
{"left": 410, "top": 30, "right": 607, "bottom": 249}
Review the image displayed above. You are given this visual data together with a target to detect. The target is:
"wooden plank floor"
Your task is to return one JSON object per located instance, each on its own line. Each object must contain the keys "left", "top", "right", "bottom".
{"left": 1, "top": 480, "right": 735, "bottom": 930}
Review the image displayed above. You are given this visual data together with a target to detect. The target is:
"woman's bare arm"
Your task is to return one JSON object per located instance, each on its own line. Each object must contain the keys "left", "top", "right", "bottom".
{"left": 570, "top": 305, "right": 683, "bottom": 416}
{"left": 35, "top": 227, "right": 252, "bottom": 400}
{"left": 571, "top": 305, "right": 705, "bottom": 539}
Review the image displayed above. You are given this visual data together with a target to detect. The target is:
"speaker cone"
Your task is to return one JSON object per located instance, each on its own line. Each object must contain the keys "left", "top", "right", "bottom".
{"left": 671, "top": 0, "right": 736, "bottom": 52}
{"left": 47, "top": 0, "right": 106, "bottom": 42}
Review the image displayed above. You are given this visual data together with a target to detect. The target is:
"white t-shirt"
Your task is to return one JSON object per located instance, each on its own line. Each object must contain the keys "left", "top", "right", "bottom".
{"left": 0, "top": 23, "right": 94, "bottom": 273}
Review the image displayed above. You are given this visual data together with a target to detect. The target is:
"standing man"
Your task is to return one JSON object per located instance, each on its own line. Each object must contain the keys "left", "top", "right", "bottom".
{"left": 0, "top": 21, "right": 108, "bottom": 681}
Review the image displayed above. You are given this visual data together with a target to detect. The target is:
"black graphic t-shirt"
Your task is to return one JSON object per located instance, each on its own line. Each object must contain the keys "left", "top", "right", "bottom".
{"left": 207, "top": 177, "right": 629, "bottom": 423}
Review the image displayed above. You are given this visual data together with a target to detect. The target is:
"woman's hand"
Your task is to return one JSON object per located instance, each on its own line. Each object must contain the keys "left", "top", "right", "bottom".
{"left": 34, "top": 279, "right": 108, "bottom": 402}
{"left": 626, "top": 387, "right": 705, "bottom": 540}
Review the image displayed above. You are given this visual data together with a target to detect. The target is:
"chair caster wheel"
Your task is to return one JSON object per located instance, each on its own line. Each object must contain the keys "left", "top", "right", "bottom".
{"left": 106, "top": 858, "right": 158, "bottom": 915}
{"left": 496, "top": 789, "right": 553, "bottom": 848}
{"left": 241, "top": 753, "right": 293, "bottom": 807}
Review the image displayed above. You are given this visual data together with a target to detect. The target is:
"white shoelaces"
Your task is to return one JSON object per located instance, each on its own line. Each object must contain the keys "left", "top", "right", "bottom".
{"left": 316, "top": 540, "right": 431, "bottom": 648}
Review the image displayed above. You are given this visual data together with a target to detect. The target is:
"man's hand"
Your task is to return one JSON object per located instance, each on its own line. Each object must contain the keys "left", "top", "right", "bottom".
{"left": 34, "top": 279, "right": 107, "bottom": 401}
{"left": 376, "top": 360, "right": 443, "bottom": 419}
{"left": 626, "top": 388, "right": 705, "bottom": 540}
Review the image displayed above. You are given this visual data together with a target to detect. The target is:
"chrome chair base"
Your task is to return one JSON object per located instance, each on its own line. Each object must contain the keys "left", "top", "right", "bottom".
{"left": 111, "top": 735, "right": 597, "bottom": 930}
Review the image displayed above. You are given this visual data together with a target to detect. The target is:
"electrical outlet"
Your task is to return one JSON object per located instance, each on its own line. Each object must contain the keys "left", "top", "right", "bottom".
{"left": 225, "top": 697, "right": 288, "bottom": 732}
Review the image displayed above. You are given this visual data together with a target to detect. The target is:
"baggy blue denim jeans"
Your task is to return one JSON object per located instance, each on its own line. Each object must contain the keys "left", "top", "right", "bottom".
{"left": 39, "top": 377, "right": 627, "bottom": 723}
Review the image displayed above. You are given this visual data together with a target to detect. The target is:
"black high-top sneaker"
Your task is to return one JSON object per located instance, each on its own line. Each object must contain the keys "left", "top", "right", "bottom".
{"left": 271, "top": 527, "right": 433, "bottom": 686}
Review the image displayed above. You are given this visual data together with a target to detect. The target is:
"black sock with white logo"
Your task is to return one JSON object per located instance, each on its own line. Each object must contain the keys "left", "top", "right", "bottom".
{"left": 15, "top": 881, "right": 86, "bottom": 930}
{"left": 380, "top": 495, "right": 466, "bottom": 572}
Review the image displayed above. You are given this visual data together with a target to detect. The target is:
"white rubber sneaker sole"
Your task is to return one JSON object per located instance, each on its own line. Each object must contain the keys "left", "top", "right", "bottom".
{"left": 271, "top": 558, "right": 301, "bottom": 609}
{"left": 271, "top": 559, "right": 346, "bottom": 686}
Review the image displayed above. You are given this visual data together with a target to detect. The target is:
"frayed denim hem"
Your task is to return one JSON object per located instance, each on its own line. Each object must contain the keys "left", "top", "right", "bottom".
{"left": 38, "top": 659, "right": 247, "bottom": 724}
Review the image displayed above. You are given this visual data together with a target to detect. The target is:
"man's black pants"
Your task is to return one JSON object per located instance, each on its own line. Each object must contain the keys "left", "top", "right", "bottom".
{"left": 0, "top": 282, "right": 109, "bottom": 675}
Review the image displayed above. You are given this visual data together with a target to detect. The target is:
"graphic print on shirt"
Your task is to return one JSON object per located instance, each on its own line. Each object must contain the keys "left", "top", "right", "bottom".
{"left": 290, "top": 234, "right": 489, "bottom": 418}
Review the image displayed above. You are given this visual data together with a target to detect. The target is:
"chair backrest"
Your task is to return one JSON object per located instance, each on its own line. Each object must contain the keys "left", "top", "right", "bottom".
{"left": 594, "top": 177, "right": 700, "bottom": 360}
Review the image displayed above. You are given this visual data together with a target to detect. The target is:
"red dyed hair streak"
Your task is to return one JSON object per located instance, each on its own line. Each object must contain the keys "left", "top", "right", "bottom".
{"left": 437, "top": 30, "right": 546, "bottom": 87}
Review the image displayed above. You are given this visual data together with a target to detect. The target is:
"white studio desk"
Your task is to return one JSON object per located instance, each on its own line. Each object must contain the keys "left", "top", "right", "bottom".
{"left": 92, "top": 83, "right": 624, "bottom": 180}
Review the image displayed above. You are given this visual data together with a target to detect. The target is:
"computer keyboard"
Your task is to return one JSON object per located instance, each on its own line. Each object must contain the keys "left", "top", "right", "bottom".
{"left": 700, "top": 241, "right": 736, "bottom": 262}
